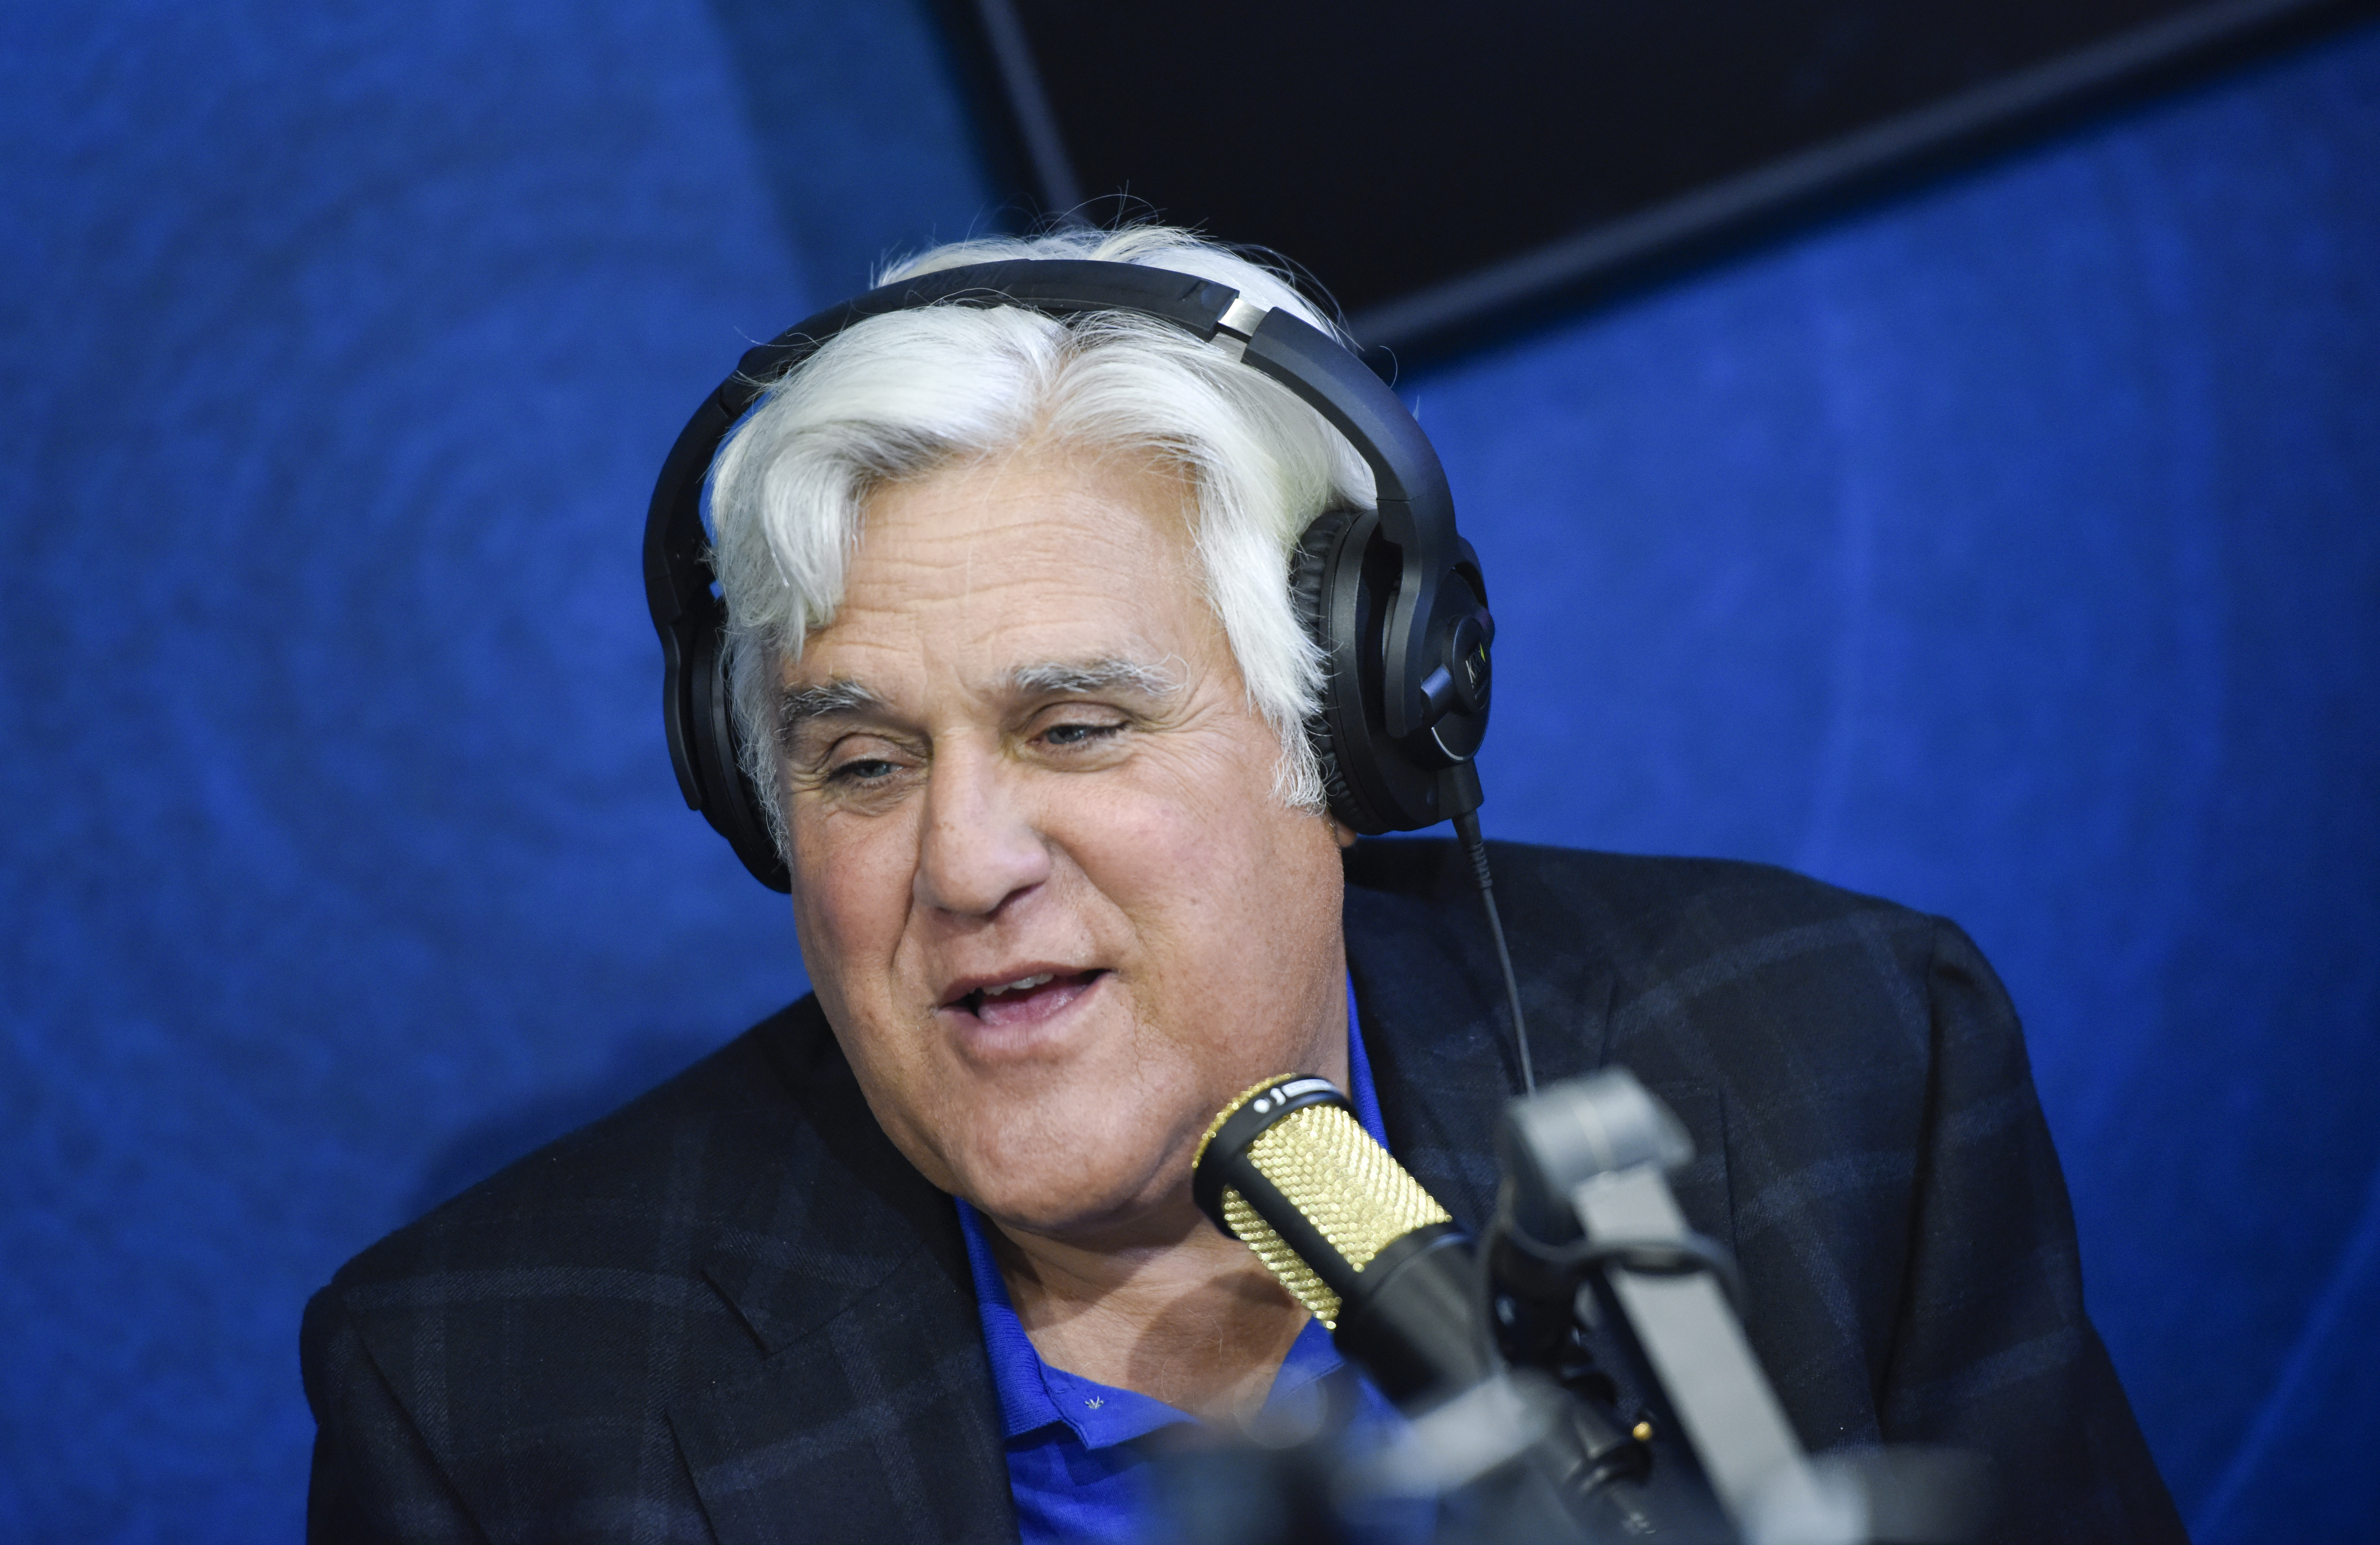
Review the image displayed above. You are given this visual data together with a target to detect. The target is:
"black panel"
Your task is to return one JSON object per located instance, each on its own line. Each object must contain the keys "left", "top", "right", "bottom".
{"left": 948, "top": 0, "right": 2372, "bottom": 356}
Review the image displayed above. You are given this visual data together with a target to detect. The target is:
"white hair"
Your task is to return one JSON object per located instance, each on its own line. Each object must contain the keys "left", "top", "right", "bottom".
{"left": 706, "top": 225, "right": 1376, "bottom": 850}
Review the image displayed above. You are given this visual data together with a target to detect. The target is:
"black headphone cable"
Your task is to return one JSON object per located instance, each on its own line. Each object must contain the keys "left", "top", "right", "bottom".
{"left": 1451, "top": 806, "right": 1535, "bottom": 1095}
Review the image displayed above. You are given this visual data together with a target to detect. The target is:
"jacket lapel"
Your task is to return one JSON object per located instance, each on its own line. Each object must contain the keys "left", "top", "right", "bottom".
{"left": 671, "top": 1003, "right": 1016, "bottom": 1545}
{"left": 1344, "top": 841, "right": 1734, "bottom": 1249}
{"left": 1342, "top": 840, "right": 1737, "bottom": 1484}
{"left": 1345, "top": 845, "right": 1615, "bottom": 1227}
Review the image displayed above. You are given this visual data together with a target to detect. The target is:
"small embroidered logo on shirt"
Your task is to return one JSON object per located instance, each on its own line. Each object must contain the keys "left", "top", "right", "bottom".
{"left": 1084, "top": 1397, "right": 1104, "bottom": 1409}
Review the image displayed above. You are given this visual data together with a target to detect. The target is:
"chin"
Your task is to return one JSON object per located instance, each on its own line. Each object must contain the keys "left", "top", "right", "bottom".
{"left": 971, "top": 1178, "right": 1148, "bottom": 1239}
{"left": 949, "top": 1109, "right": 1192, "bottom": 1240}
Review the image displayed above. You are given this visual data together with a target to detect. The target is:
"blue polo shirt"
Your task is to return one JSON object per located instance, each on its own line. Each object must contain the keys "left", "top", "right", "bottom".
{"left": 953, "top": 984, "right": 1427, "bottom": 1544}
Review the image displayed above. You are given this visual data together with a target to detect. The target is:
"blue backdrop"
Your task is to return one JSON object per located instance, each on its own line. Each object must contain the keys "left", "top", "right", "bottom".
{"left": 3, "top": 3, "right": 2374, "bottom": 1539}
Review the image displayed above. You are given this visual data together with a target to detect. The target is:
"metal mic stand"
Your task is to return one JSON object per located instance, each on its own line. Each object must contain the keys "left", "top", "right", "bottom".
{"left": 1150, "top": 1072, "right": 1983, "bottom": 1544}
{"left": 1496, "top": 1071, "right": 1985, "bottom": 1545}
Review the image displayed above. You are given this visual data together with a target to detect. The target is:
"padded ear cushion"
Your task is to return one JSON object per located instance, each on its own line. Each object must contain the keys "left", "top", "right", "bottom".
{"left": 1289, "top": 506, "right": 1386, "bottom": 833}
{"left": 1292, "top": 505, "right": 1490, "bottom": 834}
{"left": 689, "top": 626, "right": 793, "bottom": 892}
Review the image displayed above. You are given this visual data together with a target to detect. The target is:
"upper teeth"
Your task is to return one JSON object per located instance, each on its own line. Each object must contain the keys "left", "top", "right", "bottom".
{"left": 982, "top": 973, "right": 1055, "bottom": 998}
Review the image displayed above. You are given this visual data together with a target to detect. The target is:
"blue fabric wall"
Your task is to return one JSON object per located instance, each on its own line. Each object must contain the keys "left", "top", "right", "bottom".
{"left": 2, "top": 3, "right": 2373, "bottom": 1538}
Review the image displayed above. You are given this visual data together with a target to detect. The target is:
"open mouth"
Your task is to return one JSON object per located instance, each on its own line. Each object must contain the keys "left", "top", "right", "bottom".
{"left": 948, "top": 969, "right": 1107, "bottom": 1029}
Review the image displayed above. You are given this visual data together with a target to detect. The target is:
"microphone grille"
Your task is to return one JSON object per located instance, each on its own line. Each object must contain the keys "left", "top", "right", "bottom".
{"left": 1222, "top": 1101, "right": 1452, "bottom": 1329}
{"left": 1221, "top": 1187, "right": 1343, "bottom": 1326}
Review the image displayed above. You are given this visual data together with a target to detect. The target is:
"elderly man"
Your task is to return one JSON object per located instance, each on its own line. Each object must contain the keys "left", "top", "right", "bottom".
{"left": 303, "top": 229, "right": 2185, "bottom": 1544}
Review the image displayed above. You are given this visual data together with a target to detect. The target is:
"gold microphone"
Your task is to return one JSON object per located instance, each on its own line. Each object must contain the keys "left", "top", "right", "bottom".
{"left": 1193, "top": 1075, "right": 1490, "bottom": 1407}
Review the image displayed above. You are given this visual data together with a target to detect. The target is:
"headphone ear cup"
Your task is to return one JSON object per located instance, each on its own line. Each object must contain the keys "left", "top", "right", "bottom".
{"left": 688, "top": 626, "right": 793, "bottom": 893}
{"left": 1293, "top": 506, "right": 1485, "bottom": 835}
{"left": 1291, "top": 507, "right": 1393, "bottom": 834}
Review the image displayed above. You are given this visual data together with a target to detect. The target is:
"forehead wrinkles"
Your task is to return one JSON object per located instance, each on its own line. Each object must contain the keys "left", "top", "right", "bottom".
{"left": 883, "top": 435, "right": 1196, "bottom": 561}
{"left": 792, "top": 440, "right": 1219, "bottom": 703}
{"left": 861, "top": 447, "right": 1198, "bottom": 604}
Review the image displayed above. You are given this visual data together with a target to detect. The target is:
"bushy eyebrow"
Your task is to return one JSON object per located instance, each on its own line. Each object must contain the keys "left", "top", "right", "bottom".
{"left": 1008, "top": 657, "right": 1181, "bottom": 701}
{"left": 775, "top": 678, "right": 885, "bottom": 744}
{"left": 773, "top": 658, "right": 1179, "bottom": 748}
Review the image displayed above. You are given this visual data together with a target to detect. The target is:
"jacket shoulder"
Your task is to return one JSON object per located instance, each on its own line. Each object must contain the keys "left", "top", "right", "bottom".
{"left": 299, "top": 995, "right": 986, "bottom": 1540}
{"left": 1345, "top": 835, "right": 1918, "bottom": 928}
{"left": 1345, "top": 837, "right": 1941, "bottom": 1017}
{"left": 321, "top": 997, "right": 840, "bottom": 1295}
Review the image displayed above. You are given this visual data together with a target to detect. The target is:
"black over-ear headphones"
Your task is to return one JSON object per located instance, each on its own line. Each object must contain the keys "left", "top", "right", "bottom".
{"left": 642, "top": 259, "right": 1495, "bottom": 893}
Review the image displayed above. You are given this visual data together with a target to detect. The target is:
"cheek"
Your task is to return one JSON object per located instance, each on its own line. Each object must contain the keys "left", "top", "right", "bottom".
{"left": 1064, "top": 748, "right": 1334, "bottom": 946}
{"left": 788, "top": 808, "right": 917, "bottom": 1000}
{"left": 1067, "top": 759, "right": 1243, "bottom": 884}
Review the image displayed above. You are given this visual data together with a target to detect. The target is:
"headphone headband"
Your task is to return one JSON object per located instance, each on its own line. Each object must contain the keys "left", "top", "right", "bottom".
{"left": 643, "top": 258, "right": 1488, "bottom": 892}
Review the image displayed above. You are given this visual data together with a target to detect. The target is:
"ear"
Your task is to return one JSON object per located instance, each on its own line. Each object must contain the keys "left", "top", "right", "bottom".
{"left": 1329, "top": 817, "right": 1359, "bottom": 849}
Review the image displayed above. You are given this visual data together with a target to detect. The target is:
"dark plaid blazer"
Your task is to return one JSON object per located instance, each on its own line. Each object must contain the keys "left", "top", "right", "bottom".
{"left": 303, "top": 841, "right": 2187, "bottom": 1543}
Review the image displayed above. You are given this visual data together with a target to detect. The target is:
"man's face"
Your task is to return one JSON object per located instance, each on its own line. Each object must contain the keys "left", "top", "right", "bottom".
{"left": 777, "top": 441, "right": 1351, "bottom": 1246}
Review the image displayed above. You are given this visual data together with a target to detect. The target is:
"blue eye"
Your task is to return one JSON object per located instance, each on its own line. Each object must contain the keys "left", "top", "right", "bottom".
{"left": 830, "top": 757, "right": 898, "bottom": 783}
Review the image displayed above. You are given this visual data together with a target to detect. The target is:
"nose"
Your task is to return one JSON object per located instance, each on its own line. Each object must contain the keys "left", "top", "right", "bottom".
{"left": 913, "top": 743, "right": 1052, "bottom": 918}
